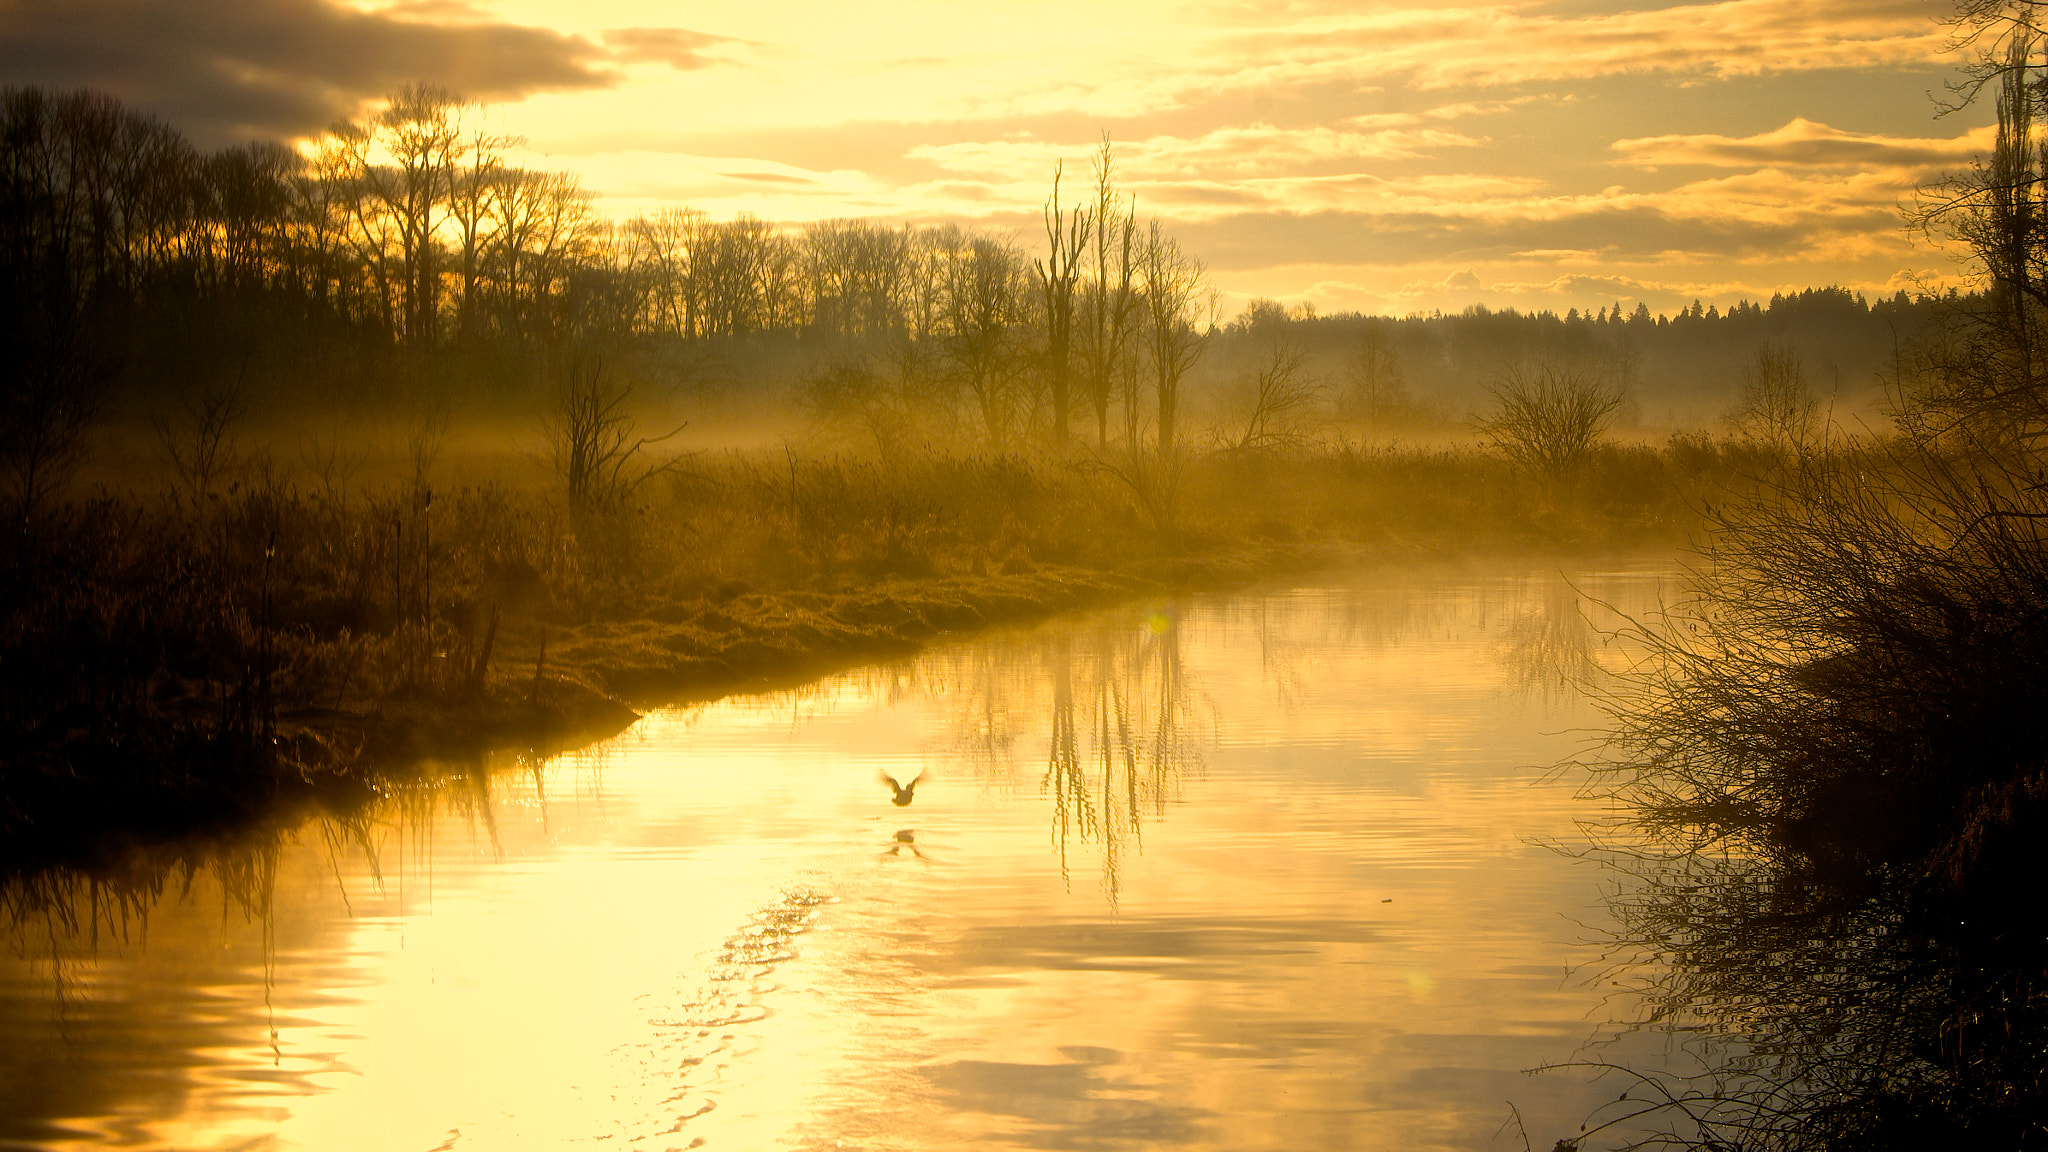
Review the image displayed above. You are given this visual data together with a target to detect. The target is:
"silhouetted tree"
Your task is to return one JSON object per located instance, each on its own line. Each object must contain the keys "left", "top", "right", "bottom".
{"left": 1474, "top": 364, "right": 1622, "bottom": 479}
{"left": 1036, "top": 161, "right": 1091, "bottom": 446}
{"left": 1912, "top": 0, "right": 2048, "bottom": 442}
{"left": 1137, "top": 220, "right": 1206, "bottom": 457}
{"left": 939, "top": 230, "right": 1035, "bottom": 447}
{"left": 1728, "top": 343, "right": 1822, "bottom": 452}
{"left": 1079, "top": 141, "right": 1139, "bottom": 448}
{"left": 1339, "top": 320, "right": 1410, "bottom": 430}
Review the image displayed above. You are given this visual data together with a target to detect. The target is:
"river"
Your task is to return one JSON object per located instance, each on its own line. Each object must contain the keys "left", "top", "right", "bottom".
{"left": 0, "top": 557, "right": 1682, "bottom": 1151}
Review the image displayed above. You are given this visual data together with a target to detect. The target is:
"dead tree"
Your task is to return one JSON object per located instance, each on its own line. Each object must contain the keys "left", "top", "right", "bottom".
{"left": 1036, "top": 160, "right": 1092, "bottom": 447}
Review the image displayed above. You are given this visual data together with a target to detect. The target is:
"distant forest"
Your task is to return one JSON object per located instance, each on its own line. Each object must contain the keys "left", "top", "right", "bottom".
{"left": 1214, "top": 287, "right": 1942, "bottom": 429}
{"left": 1, "top": 81, "right": 1956, "bottom": 481}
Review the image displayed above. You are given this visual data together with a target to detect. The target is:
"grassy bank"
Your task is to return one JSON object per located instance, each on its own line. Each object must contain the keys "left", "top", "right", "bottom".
{"left": 1, "top": 433, "right": 1746, "bottom": 869}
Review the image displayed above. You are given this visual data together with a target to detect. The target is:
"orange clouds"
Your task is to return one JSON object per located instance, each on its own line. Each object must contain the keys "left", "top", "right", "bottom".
{"left": 1209, "top": 0, "right": 1946, "bottom": 93}
{"left": 1613, "top": 118, "right": 1993, "bottom": 171}
{"left": 12, "top": 0, "right": 1976, "bottom": 315}
{"left": 908, "top": 122, "right": 1492, "bottom": 185}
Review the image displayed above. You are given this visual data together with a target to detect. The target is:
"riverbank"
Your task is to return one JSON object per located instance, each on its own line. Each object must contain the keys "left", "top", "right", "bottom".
{"left": 0, "top": 439, "right": 1728, "bottom": 871}
{"left": 0, "top": 541, "right": 1330, "bottom": 871}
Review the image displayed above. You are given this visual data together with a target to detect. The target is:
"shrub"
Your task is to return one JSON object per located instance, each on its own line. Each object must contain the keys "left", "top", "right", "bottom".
{"left": 1474, "top": 364, "right": 1624, "bottom": 479}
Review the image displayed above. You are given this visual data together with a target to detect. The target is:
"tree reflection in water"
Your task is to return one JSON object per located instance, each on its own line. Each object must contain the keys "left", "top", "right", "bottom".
{"left": 1567, "top": 664, "right": 2048, "bottom": 1145}
{"left": 0, "top": 745, "right": 571, "bottom": 1140}
{"left": 1557, "top": 816, "right": 2048, "bottom": 1150}
{"left": 1500, "top": 575, "right": 1600, "bottom": 706}
{"left": 934, "top": 608, "right": 1204, "bottom": 907}
{"left": 1044, "top": 611, "right": 1202, "bottom": 907}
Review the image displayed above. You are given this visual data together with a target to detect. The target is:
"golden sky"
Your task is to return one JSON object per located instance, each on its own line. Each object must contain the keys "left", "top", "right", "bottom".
{"left": 0, "top": 0, "right": 1989, "bottom": 314}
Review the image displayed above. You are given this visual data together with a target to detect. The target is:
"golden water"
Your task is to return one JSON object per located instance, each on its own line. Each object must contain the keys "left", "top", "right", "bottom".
{"left": 0, "top": 559, "right": 1680, "bottom": 1151}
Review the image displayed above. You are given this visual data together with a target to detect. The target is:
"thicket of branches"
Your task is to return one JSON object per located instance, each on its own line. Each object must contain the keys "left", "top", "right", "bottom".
{"left": 1474, "top": 365, "right": 1624, "bottom": 479}
{"left": 1581, "top": 3, "right": 2048, "bottom": 1147}
{"left": 1586, "top": 442, "right": 2048, "bottom": 1150}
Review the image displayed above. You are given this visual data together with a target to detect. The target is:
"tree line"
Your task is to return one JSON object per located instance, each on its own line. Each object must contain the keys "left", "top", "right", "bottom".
{"left": 0, "top": 79, "right": 1990, "bottom": 530}
{"left": 0, "top": 84, "right": 1231, "bottom": 518}
{"left": 1208, "top": 285, "right": 1952, "bottom": 431}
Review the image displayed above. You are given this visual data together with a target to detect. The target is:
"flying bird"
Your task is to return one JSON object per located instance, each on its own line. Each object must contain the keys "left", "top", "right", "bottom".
{"left": 880, "top": 770, "right": 923, "bottom": 806}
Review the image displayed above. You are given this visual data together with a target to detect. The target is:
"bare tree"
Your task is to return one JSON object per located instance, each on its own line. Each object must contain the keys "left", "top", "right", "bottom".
{"left": 1474, "top": 364, "right": 1623, "bottom": 478}
{"left": 447, "top": 118, "right": 519, "bottom": 343}
{"left": 939, "top": 229, "right": 1034, "bottom": 448}
{"left": 805, "top": 218, "right": 911, "bottom": 341}
{"left": 570, "top": 219, "right": 655, "bottom": 341}
{"left": 1728, "top": 343, "right": 1822, "bottom": 452}
{"left": 755, "top": 222, "right": 807, "bottom": 333}
{"left": 1087, "top": 435, "right": 1188, "bottom": 534}
{"left": 544, "top": 358, "right": 686, "bottom": 511}
{"left": 488, "top": 167, "right": 595, "bottom": 344}
{"left": 691, "top": 214, "right": 799, "bottom": 337}
{"left": 152, "top": 372, "right": 245, "bottom": 506}
{"left": 372, "top": 84, "right": 463, "bottom": 347}
{"left": 315, "top": 116, "right": 404, "bottom": 338}
{"left": 1339, "top": 321, "right": 1411, "bottom": 430}
{"left": 1138, "top": 220, "right": 1207, "bottom": 457}
{"left": 0, "top": 347, "right": 104, "bottom": 531}
{"left": 1036, "top": 161, "right": 1092, "bottom": 446}
{"left": 1079, "top": 140, "right": 1139, "bottom": 448}
{"left": 1219, "top": 337, "right": 1325, "bottom": 454}
{"left": 901, "top": 224, "right": 951, "bottom": 344}
{"left": 630, "top": 207, "right": 704, "bottom": 338}
{"left": 196, "top": 141, "right": 298, "bottom": 293}
{"left": 1909, "top": 1, "right": 2048, "bottom": 441}
{"left": 0, "top": 88, "right": 126, "bottom": 528}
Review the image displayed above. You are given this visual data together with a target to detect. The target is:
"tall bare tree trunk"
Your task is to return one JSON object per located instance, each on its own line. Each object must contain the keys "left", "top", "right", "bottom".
{"left": 1037, "top": 161, "right": 1091, "bottom": 447}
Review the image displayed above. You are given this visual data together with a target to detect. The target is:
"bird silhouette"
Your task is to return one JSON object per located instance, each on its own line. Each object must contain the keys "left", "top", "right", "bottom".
{"left": 880, "top": 770, "right": 923, "bottom": 807}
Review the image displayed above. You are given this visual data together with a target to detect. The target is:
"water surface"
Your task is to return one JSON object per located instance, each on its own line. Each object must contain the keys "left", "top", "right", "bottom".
{"left": 1, "top": 559, "right": 1680, "bottom": 1151}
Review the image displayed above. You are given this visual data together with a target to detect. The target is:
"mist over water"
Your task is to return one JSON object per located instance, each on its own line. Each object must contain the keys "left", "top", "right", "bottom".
{"left": 0, "top": 557, "right": 1681, "bottom": 1152}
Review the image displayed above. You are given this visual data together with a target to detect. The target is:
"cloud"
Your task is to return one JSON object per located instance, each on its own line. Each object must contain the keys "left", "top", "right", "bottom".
{"left": 909, "top": 123, "right": 1486, "bottom": 184}
{"left": 600, "top": 27, "right": 748, "bottom": 71}
{"left": 1206, "top": 0, "right": 1947, "bottom": 94}
{"left": 0, "top": 0, "right": 734, "bottom": 145}
{"left": 561, "top": 149, "right": 880, "bottom": 215}
{"left": 1163, "top": 162, "right": 1925, "bottom": 273}
{"left": 1613, "top": 118, "right": 1993, "bottom": 170}
{"left": 1144, "top": 182, "right": 1271, "bottom": 207}
{"left": 372, "top": 0, "right": 495, "bottom": 21}
{"left": 1882, "top": 266, "right": 1974, "bottom": 296}
{"left": 565, "top": 125, "right": 1930, "bottom": 274}
{"left": 1489, "top": 272, "right": 1677, "bottom": 301}
{"left": 1203, "top": 171, "right": 1546, "bottom": 219}
{"left": 726, "top": 170, "right": 816, "bottom": 185}
{"left": 1341, "top": 98, "right": 1537, "bottom": 131}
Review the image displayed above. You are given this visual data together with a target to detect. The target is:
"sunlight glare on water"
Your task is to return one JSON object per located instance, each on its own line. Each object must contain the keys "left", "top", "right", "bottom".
{"left": 0, "top": 559, "right": 1680, "bottom": 1152}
